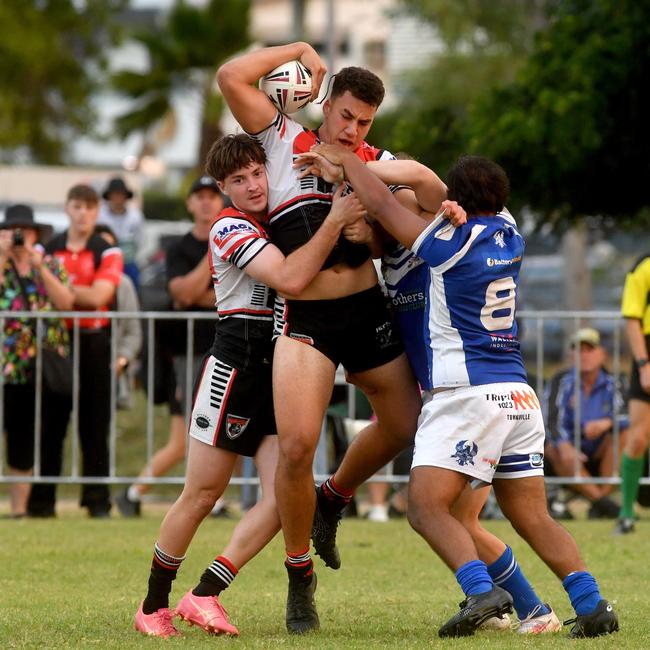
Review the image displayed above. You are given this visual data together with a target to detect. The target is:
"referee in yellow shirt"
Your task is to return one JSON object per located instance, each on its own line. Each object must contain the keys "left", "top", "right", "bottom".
{"left": 616, "top": 254, "right": 650, "bottom": 534}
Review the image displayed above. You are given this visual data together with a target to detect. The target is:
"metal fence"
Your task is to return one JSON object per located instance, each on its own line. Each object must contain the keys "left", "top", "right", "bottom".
{"left": 0, "top": 309, "right": 645, "bottom": 488}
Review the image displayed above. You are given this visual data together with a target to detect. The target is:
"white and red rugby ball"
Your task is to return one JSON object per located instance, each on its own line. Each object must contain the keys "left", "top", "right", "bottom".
{"left": 259, "top": 60, "right": 312, "bottom": 114}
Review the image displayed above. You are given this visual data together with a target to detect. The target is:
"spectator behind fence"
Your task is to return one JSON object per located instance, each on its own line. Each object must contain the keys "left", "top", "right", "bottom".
{"left": 543, "top": 327, "right": 628, "bottom": 519}
{"left": 27, "top": 185, "right": 123, "bottom": 518}
{"left": 616, "top": 253, "right": 650, "bottom": 534}
{"left": 99, "top": 176, "right": 144, "bottom": 290}
{"left": 116, "top": 176, "right": 223, "bottom": 516}
{"left": 0, "top": 205, "right": 74, "bottom": 518}
{"left": 94, "top": 224, "right": 142, "bottom": 410}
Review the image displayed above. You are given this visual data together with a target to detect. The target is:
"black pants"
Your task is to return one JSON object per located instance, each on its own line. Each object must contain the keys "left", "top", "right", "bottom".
{"left": 3, "top": 383, "right": 69, "bottom": 471}
{"left": 28, "top": 329, "right": 112, "bottom": 515}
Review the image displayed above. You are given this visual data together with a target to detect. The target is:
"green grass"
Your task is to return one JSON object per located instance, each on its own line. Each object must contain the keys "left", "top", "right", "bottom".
{"left": 2, "top": 512, "right": 649, "bottom": 649}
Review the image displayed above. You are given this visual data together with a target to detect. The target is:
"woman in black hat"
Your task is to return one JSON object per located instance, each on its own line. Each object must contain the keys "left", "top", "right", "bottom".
{"left": 0, "top": 204, "right": 74, "bottom": 517}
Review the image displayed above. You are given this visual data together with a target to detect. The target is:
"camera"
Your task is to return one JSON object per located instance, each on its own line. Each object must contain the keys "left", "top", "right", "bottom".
{"left": 13, "top": 228, "right": 24, "bottom": 246}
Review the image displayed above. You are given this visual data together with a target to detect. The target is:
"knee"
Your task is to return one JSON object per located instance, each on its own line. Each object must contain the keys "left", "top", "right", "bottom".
{"left": 179, "top": 486, "right": 221, "bottom": 521}
{"left": 279, "top": 436, "right": 316, "bottom": 470}
{"left": 407, "top": 495, "right": 443, "bottom": 535}
{"left": 626, "top": 431, "right": 649, "bottom": 458}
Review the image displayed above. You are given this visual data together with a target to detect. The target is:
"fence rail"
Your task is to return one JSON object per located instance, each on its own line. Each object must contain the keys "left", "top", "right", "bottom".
{"left": 0, "top": 309, "right": 646, "bottom": 488}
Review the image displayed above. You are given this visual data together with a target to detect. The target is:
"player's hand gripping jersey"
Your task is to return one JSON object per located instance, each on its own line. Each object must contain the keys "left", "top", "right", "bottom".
{"left": 208, "top": 207, "right": 275, "bottom": 365}
{"left": 250, "top": 111, "right": 399, "bottom": 269}
{"left": 407, "top": 209, "right": 528, "bottom": 389}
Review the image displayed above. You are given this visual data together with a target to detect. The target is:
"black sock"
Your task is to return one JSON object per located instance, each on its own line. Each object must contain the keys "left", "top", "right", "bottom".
{"left": 285, "top": 549, "right": 313, "bottom": 582}
{"left": 142, "top": 543, "right": 185, "bottom": 614}
{"left": 192, "top": 555, "right": 238, "bottom": 597}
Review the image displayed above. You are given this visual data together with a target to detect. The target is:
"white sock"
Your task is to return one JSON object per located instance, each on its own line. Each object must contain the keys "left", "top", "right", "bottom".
{"left": 127, "top": 485, "right": 141, "bottom": 502}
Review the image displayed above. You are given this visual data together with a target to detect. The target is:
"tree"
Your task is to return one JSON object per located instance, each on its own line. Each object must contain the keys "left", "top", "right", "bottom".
{"left": 112, "top": 0, "right": 250, "bottom": 170}
{"left": 370, "top": 0, "right": 555, "bottom": 176}
{"left": 469, "top": 0, "right": 650, "bottom": 223}
{"left": 0, "top": 0, "right": 126, "bottom": 164}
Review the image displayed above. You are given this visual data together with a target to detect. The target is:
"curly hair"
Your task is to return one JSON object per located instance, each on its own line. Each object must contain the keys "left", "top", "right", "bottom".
{"left": 205, "top": 134, "right": 267, "bottom": 182}
{"left": 446, "top": 156, "right": 509, "bottom": 216}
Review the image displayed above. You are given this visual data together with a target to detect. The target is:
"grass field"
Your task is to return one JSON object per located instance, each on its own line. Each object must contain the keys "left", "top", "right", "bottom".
{"left": 2, "top": 507, "right": 649, "bottom": 649}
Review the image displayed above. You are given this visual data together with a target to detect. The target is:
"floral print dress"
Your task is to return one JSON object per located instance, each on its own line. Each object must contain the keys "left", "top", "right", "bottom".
{"left": 0, "top": 258, "right": 70, "bottom": 385}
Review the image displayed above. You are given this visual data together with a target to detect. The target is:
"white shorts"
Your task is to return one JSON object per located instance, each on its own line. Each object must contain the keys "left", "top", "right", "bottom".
{"left": 411, "top": 382, "right": 545, "bottom": 486}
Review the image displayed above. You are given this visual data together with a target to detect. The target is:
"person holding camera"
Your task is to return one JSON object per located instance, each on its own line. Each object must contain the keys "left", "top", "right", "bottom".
{"left": 0, "top": 204, "right": 74, "bottom": 518}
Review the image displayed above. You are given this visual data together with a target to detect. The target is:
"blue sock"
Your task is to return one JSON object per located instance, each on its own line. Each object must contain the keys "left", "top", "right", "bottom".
{"left": 562, "top": 571, "right": 602, "bottom": 615}
{"left": 455, "top": 560, "right": 493, "bottom": 596}
{"left": 487, "top": 546, "right": 550, "bottom": 620}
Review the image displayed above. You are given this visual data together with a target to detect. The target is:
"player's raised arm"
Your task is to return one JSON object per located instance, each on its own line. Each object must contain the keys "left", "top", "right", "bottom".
{"left": 216, "top": 42, "right": 326, "bottom": 134}
{"left": 365, "top": 159, "right": 448, "bottom": 217}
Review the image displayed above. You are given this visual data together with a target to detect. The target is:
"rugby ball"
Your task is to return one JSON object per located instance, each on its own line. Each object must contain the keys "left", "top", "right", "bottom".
{"left": 259, "top": 60, "right": 312, "bottom": 114}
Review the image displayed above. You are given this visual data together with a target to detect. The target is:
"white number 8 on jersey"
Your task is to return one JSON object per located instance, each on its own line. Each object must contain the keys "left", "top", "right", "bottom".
{"left": 480, "top": 276, "right": 516, "bottom": 331}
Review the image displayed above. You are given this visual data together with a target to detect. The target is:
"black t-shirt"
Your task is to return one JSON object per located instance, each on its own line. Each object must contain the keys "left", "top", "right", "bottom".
{"left": 165, "top": 231, "right": 216, "bottom": 356}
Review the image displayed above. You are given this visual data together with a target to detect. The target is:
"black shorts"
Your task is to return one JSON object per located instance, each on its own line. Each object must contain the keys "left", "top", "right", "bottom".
{"left": 629, "top": 347, "right": 650, "bottom": 403}
{"left": 187, "top": 354, "right": 276, "bottom": 457}
{"left": 274, "top": 285, "right": 404, "bottom": 374}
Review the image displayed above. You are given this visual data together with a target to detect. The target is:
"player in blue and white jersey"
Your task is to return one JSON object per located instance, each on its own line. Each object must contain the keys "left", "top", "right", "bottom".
{"left": 296, "top": 153, "right": 562, "bottom": 633}
{"left": 305, "top": 146, "right": 619, "bottom": 639}
{"left": 134, "top": 134, "right": 365, "bottom": 638}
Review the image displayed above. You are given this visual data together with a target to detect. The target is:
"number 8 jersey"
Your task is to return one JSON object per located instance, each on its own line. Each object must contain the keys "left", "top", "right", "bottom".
{"left": 411, "top": 209, "right": 527, "bottom": 388}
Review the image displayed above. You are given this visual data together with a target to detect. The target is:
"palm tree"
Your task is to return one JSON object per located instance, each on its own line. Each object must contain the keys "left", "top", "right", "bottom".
{"left": 112, "top": 0, "right": 250, "bottom": 171}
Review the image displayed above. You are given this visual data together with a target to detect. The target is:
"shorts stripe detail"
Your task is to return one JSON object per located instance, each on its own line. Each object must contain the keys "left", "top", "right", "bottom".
{"left": 208, "top": 360, "right": 237, "bottom": 445}
{"left": 496, "top": 453, "right": 544, "bottom": 473}
{"left": 210, "top": 360, "right": 236, "bottom": 408}
{"left": 273, "top": 295, "right": 288, "bottom": 338}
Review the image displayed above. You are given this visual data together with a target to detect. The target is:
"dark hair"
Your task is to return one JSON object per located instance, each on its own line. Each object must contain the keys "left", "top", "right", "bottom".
{"left": 330, "top": 67, "right": 385, "bottom": 108}
{"left": 94, "top": 224, "right": 118, "bottom": 245}
{"left": 205, "top": 134, "right": 267, "bottom": 182}
{"left": 67, "top": 184, "right": 99, "bottom": 205}
{"left": 446, "top": 156, "right": 510, "bottom": 216}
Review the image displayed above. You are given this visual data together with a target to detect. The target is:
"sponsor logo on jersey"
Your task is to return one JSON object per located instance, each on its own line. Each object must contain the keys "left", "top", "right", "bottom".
{"left": 529, "top": 452, "right": 544, "bottom": 468}
{"left": 489, "top": 333, "right": 518, "bottom": 351}
{"left": 289, "top": 332, "right": 314, "bottom": 345}
{"left": 451, "top": 440, "right": 478, "bottom": 466}
{"left": 486, "top": 255, "right": 522, "bottom": 267}
{"left": 195, "top": 413, "right": 211, "bottom": 429}
{"left": 226, "top": 415, "right": 250, "bottom": 439}
{"left": 494, "top": 230, "right": 506, "bottom": 248}
{"left": 391, "top": 289, "right": 425, "bottom": 311}
{"left": 216, "top": 222, "right": 256, "bottom": 240}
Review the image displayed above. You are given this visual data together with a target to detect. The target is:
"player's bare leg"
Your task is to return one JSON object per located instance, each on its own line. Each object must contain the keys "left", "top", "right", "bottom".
{"left": 452, "top": 485, "right": 560, "bottom": 632}
{"left": 273, "top": 335, "right": 336, "bottom": 633}
{"left": 175, "top": 436, "right": 281, "bottom": 637}
{"left": 220, "top": 436, "right": 281, "bottom": 566}
{"left": 493, "top": 476, "right": 586, "bottom": 579}
{"left": 409, "top": 466, "right": 513, "bottom": 637}
{"left": 493, "top": 475, "right": 617, "bottom": 637}
{"left": 135, "top": 438, "right": 237, "bottom": 636}
{"left": 337, "top": 354, "right": 421, "bottom": 487}
{"left": 311, "top": 354, "right": 420, "bottom": 569}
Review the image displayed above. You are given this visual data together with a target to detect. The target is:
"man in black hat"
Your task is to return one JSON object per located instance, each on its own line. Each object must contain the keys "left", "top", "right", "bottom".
{"left": 116, "top": 176, "right": 224, "bottom": 516}
{"left": 99, "top": 176, "right": 144, "bottom": 289}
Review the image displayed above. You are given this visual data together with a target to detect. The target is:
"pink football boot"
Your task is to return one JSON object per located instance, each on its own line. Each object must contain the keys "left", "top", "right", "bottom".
{"left": 134, "top": 602, "right": 180, "bottom": 638}
{"left": 175, "top": 590, "right": 239, "bottom": 636}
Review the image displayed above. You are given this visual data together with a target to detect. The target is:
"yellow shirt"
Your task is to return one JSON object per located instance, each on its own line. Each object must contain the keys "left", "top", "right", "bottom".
{"left": 621, "top": 255, "right": 650, "bottom": 335}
